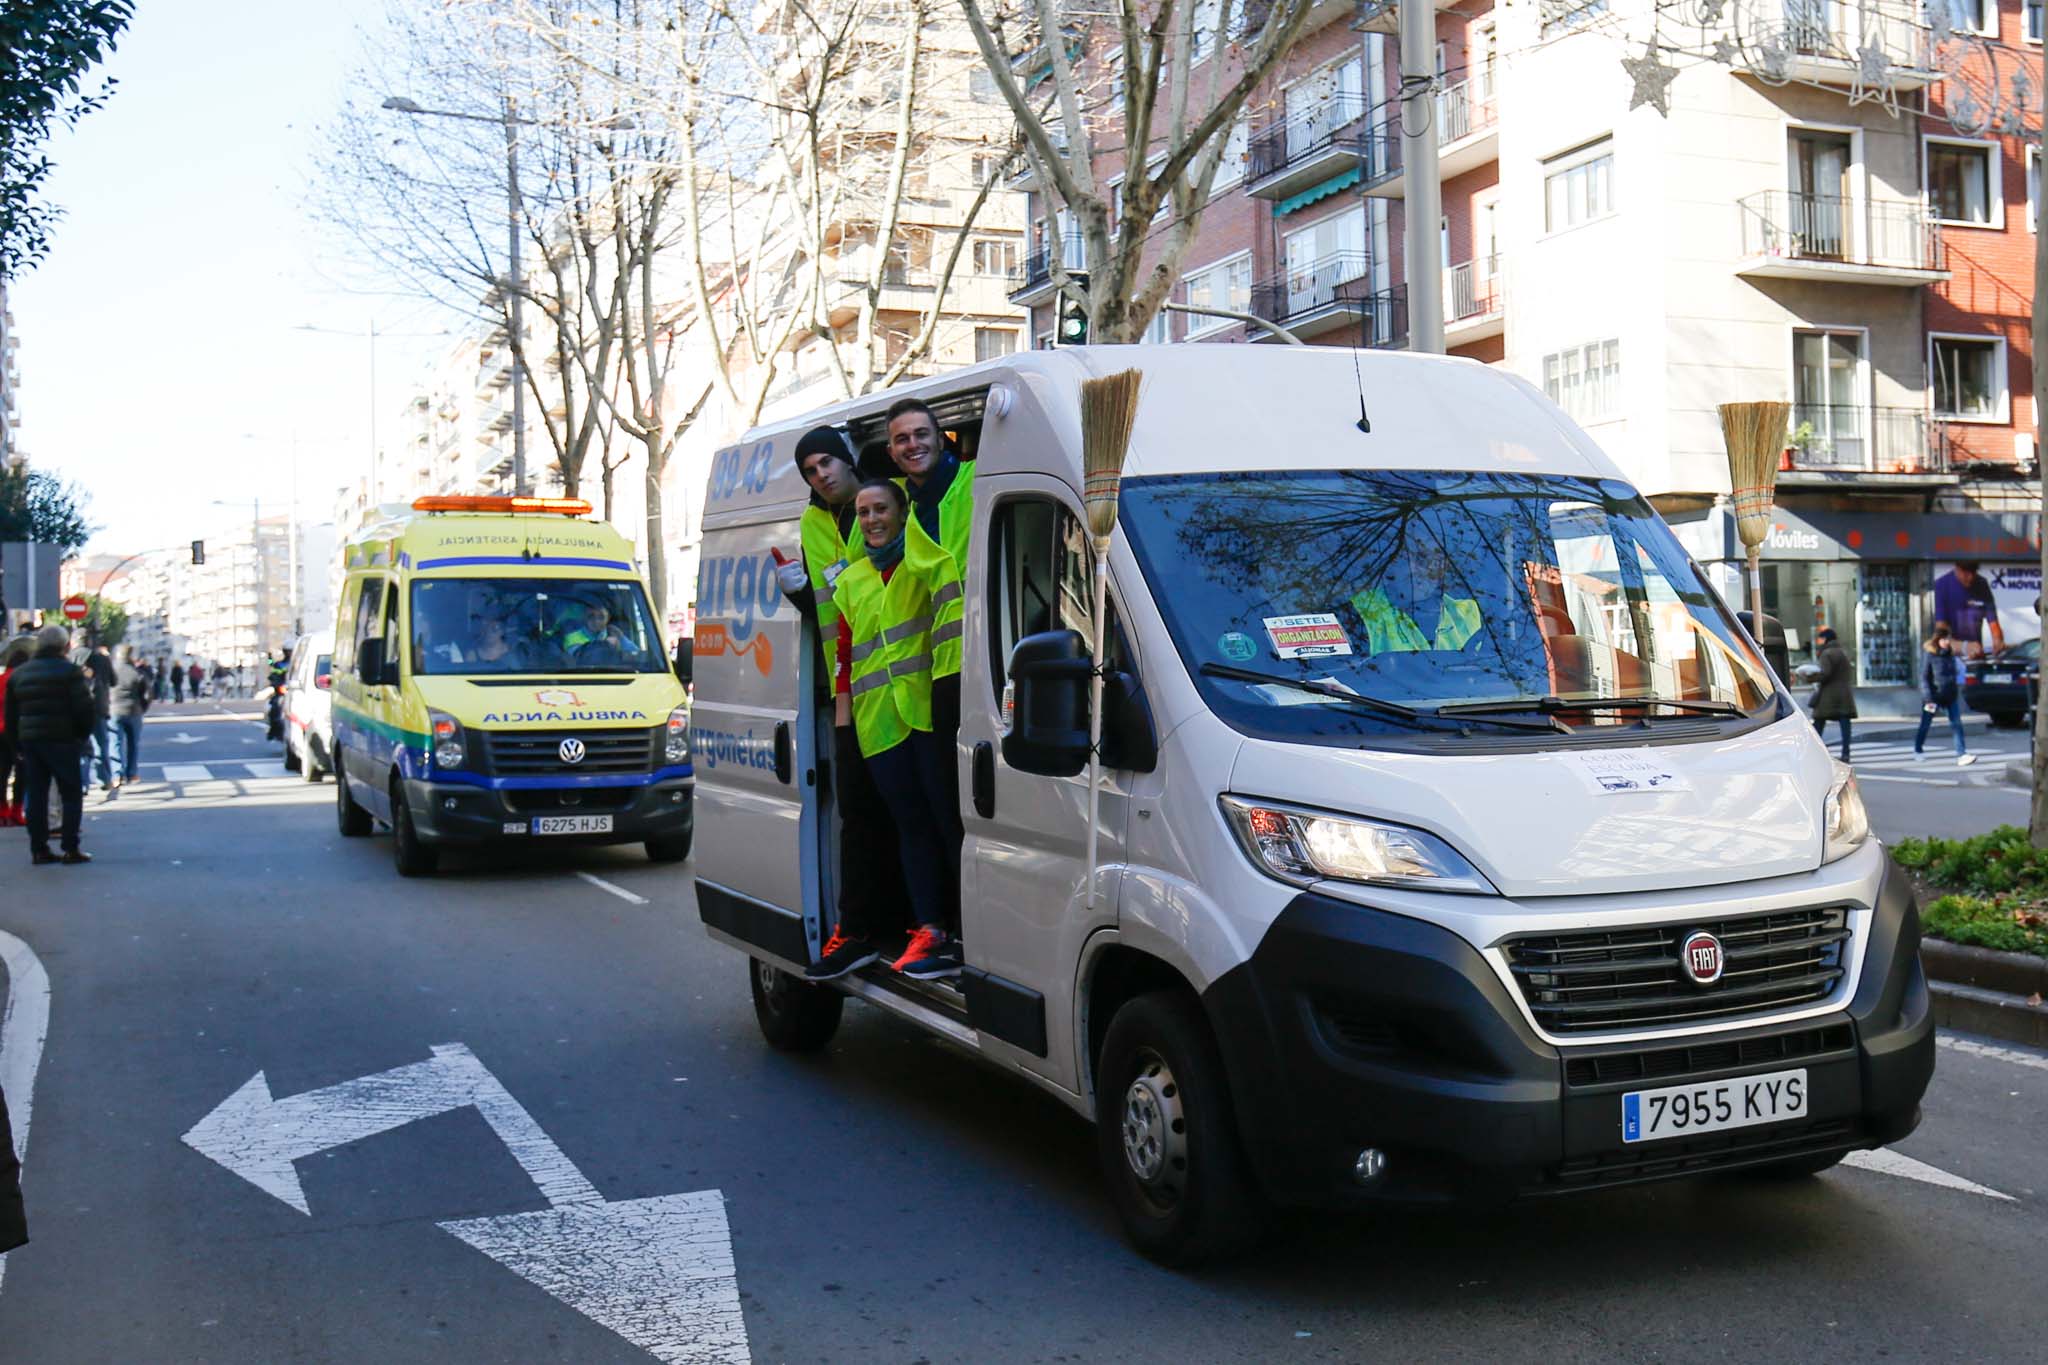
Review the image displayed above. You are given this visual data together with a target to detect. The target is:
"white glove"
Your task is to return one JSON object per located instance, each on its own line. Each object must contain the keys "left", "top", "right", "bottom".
{"left": 775, "top": 558, "right": 809, "bottom": 597}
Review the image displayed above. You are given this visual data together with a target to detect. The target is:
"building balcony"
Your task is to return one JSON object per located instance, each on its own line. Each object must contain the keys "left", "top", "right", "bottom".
{"left": 1248, "top": 253, "right": 1399, "bottom": 342}
{"left": 1005, "top": 139, "right": 1067, "bottom": 193}
{"left": 1351, "top": 0, "right": 1458, "bottom": 34}
{"left": 1760, "top": 1, "right": 1938, "bottom": 93}
{"left": 475, "top": 349, "right": 513, "bottom": 398}
{"left": 1008, "top": 234, "right": 1087, "bottom": 306}
{"left": 1442, "top": 256, "right": 1504, "bottom": 346}
{"left": 1780, "top": 404, "right": 1952, "bottom": 479}
{"left": 1246, "top": 93, "right": 1368, "bottom": 202}
{"left": 1735, "top": 191, "right": 1948, "bottom": 285}
{"left": 1360, "top": 77, "right": 1499, "bottom": 198}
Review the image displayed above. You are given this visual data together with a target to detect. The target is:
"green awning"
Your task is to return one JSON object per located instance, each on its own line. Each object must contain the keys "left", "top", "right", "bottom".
{"left": 1276, "top": 167, "right": 1363, "bottom": 216}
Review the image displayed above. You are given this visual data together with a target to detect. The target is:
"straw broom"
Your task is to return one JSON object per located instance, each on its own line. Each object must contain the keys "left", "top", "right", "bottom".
{"left": 1081, "top": 367, "right": 1142, "bottom": 911}
{"left": 1719, "top": 401, "right": 1789, "bottom": 628}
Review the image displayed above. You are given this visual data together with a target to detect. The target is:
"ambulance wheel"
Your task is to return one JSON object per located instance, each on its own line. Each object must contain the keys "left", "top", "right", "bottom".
{"left": 645, "top": 826, "right": 693, "bottom": 863}
{"left": 335, "top": 758, "right": 371, "bottom": 837}
{"left": 1095, "top": 991, "right": 1269, "bottom": 1267}
{"left": 749, "top": 959, "right": 842, "bottom": 1052}
{"left": 391, "top": 783, "right": 439, "bottom": 877}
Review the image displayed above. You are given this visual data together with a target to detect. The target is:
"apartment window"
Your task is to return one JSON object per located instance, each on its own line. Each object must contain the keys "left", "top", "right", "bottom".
{"left": 2028, "top": 0, "right": 2043, "bottom": 41}
{"left": 975, "top": 327, "right": 1019, "bottom": 362}
{"left": 1540, "top": 0, "right": 1609, "bottom": 39}
{"left": 1543, "top": 138, "right": 1615, "bottom": 232}
{"left": 1190, "top": 0, "right": 1222, "bottom": 61}
{"left": 972, "top": 237, "right": 1019, "bottom": 276}
{"left": 1542, "top": 339, "right": 1621, "bottom": 421}
{"left": 1945, "top": 0, "right": 1993, "bottom": 33}
{"left": 1931, "top": 335, "right": 2006, "bottom": 421}
{"left": 1926, "top": 138, "right": 1998, "bottom": 224}
{"left": 971, "top": 152, "right": 1004, "bottom": 186}
{"left": 1182, "top": 252, "right": 1252, "bottom": 337}
{"left": 969, "top": 68, "right": 1001, "bottom": 104}
{"left": 1212, "top": 118, "right": 1250, "bottom": 192}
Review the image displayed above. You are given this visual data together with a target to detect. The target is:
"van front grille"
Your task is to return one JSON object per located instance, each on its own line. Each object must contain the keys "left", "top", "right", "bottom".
{"left": 1504, "top": 908, "right": 1851, "bottom": 1034}
{"left": 478, "top": 728, "right": 656, "bottom": 776}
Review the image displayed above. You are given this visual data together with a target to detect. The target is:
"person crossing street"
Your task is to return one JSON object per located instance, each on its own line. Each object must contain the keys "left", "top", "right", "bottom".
{"left": 111, "top": 646, "right": 150, "bottom": 788}
{"left": 4, "top": 624, "right": 96, "bottom": 865}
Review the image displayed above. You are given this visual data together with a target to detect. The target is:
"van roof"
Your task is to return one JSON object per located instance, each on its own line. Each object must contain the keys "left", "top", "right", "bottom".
{"left": 340, "top": 508, "right": 642, "bottom": 579}
{"left": 715, "top": 346, "right": 1628, "bottom": 525}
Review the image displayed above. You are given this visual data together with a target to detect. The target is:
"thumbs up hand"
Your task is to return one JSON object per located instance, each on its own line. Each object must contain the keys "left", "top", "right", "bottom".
{"left": 770, "top": 547, "right": 808, "bottom": 597}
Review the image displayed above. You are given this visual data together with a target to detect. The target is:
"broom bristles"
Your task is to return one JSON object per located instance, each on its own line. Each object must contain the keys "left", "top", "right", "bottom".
{"left": 1081, "top": 368, "right": 1142, "bottom": 545}
{"left": 1720, "top": 400, "right": 1789, "bottom": 549}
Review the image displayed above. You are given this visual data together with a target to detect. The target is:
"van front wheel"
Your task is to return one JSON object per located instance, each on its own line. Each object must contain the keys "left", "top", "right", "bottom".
{"left": 335, "top": 758, "right": 371, "bottom": 837}
{"left": 391, "top": 785, "right": 439, "bottom": 877}
{"left": 1096, "top": 991, "right": 1269, "bottom": 1267}
{"left": 749, "top": 959, "right": 842, "bottom": 1052}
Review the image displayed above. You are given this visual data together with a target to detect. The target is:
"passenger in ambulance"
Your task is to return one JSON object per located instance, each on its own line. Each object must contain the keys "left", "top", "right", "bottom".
{"left": 830, "top": 478, "right": 962, "bottom": 980}
{"left": 774, "top": 425, "right": 908, "bottom": 981}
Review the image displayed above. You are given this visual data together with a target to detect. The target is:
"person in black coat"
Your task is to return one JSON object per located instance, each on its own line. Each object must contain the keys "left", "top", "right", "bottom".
{"left": 76, "top": 643, "right": 115, "bottom": 797}
{"left": 3, "top": 624, "right": 96, "bottom": 864}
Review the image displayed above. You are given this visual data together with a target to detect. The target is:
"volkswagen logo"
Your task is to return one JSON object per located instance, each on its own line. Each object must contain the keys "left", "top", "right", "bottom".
{"left": 558, "top": 737, "right": 587, "bottom": 766}
{"left": 1679, "top": 930, "right": 1725, "bottom": 986}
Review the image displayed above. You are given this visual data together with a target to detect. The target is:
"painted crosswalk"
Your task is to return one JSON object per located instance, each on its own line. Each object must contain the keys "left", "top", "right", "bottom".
{"left": 1841, "top": 735, "right": 2024, "bottom": 788}
{"left": 149, "top": 761, "right": 292, "bottom": 783}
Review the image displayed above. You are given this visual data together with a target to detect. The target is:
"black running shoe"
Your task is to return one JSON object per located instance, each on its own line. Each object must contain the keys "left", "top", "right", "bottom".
{"left": 896, "top": 929, "right": 962, "bottom": 980}
{"left": 806, "top": 927, "right": 880, "bottom": 981}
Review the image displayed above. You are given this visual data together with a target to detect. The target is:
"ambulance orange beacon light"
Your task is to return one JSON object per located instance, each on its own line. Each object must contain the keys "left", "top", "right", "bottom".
{"left": 410, "top": 494, "right": 593, "bottom": 516}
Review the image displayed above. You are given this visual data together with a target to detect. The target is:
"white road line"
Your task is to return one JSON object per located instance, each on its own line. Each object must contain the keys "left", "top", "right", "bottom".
{"left": 160, "top": 763, "right": 213, "bottom": 782}
{"left": 1854, "top": 773, "right": 1963, "bottom": 787}
{"left": 576, "top": 872, "right": 648, "bottom": 906}
{"left": 1939, "top": 1033, "right": 2048, "bottom": 1073}
{"left": 1842, "top": 1148, "right": 2015, "bottom": 1201}
{"left": 0, "top": 930, "right": 51, "bottom": 1297}
{"left": 240, "top": 761, "right": 288, "bottom": 779}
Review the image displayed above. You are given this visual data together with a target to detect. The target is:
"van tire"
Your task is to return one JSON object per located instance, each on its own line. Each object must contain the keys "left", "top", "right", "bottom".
{"left": 1095, "top": 991, "right": 1269, "bottom": 1267}
{"left": 336, "top": 758, "right": 372, "bottom": 837}
{"left": 283, "top": 739, "right": 301, "bottom": 773}
{"left": 391, "top": 784, "right": 438, "bottom": 876}
{"left": 748, "top": 958, "right": 842, "bottom": 1052}
{"left": 300, "top": 738, "right": 323, "bottom": 783}
{"left": 645, "top": 827, "right": 693, "bottom": 862}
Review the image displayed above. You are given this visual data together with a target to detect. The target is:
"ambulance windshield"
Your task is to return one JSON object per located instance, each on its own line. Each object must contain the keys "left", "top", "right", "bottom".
{"left": 1117, "top": 470, "right": 1776, "bottom": 745}
{"left": 409, "top": 577, "right": 667, "bottom": 675}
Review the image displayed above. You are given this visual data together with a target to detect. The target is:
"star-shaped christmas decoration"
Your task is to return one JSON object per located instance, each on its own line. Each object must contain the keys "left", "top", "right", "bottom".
{"left": 1691, "top": 0, "right": 1727, "bottom": 24}
{"left": 1710, "top": 35, "right": 1738, "bottom": 65}
{"left": 1622, "top": 41, "right": 1679, "bottom": 116}
{"left": 1848, "top": 39, "right": 1898, "bottom": 115}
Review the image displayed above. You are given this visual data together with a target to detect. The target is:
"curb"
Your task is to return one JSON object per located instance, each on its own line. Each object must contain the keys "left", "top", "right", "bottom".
{"left": 1921, "top": 940, "right": 2048, "bottom": 1050}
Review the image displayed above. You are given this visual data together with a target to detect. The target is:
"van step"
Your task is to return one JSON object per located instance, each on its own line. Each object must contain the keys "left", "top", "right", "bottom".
{"left": 839, "top": 969, "right": 975, "bottom": 1045}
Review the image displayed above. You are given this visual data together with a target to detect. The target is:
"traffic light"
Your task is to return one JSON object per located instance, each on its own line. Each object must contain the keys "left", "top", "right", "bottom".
{"left": 191, "top": 540, "right": 205, "bottom": 565}
{"left": 1055, "top": 294, "right": 1088, "bottom": 346}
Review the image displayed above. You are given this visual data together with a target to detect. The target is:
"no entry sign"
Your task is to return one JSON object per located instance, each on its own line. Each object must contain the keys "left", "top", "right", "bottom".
{"left": 61, "top": 594, "right": 89, "bottom": 622}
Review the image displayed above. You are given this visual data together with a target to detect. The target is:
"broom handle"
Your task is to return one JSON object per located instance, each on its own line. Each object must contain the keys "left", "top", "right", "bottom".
{"left": 1747, "top": 544, "right": 1763, "bottom": 632}
{"left": 1085, "top": 553, "right": 1108, "bottom": 911}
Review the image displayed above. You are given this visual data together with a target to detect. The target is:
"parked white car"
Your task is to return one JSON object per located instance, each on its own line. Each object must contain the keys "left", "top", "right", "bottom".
{"left": 282, "top": 630, "right": 334, "bottom": 782}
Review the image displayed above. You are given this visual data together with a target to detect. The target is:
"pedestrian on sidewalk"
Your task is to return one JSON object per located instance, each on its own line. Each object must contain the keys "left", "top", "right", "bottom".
{"left": 187, "top": 660, "right": 203, "bottom": 700}
{"left": 1810, "top": 626, "right": 1857, "bottom": 761}
{"left": 77, "top": 643, "right": 115, "bottom": 800}
{"left": 1914, "top": 622, "right": 1977, "bottom": 766}
{"left": 0, "top": 634, "right": 32, "bottom": 827}
{"left": 3, "top": 624, "right": 95, "bottom": 864}
{"left": 111, "top": 646, "right": 150, "bottom": 789}
{"left": 170, "top": 657, "right": 185, "bottom": 703}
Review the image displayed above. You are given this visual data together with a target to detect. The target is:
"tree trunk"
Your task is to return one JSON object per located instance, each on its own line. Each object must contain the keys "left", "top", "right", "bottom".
{"left": 643, "top": 435, "right": 667, "bottom": 624}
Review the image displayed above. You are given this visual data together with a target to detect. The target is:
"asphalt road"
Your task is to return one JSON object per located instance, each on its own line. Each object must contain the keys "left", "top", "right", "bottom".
{"left": 0, "top": 699, "right": 2044, "bottom": 1362}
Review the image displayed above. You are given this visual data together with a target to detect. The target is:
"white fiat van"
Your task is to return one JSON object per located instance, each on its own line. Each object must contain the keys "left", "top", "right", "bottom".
{"left": 691, "top": 346, "right": 1933, "bottom": 1264}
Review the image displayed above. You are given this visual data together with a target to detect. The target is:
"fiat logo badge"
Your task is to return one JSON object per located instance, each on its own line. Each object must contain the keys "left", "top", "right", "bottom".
{"left": 558, "top": 737, "right": 586, "bottom": 766}
{"left": 1679, "top": 930, "right": 1725, "bottom": 986}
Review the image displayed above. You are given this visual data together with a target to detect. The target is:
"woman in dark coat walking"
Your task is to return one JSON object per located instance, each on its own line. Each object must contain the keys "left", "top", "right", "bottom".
{"left": 1809, "top": 626, "right": 1857, "bottom": 760}
{"left": 1914, "top": 622, "right": 1976, "bottom": 765}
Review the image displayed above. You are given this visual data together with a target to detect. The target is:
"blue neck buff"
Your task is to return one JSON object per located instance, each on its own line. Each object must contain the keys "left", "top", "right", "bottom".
{"left": 868, "top": 527, "right": 907, "bottom": 572}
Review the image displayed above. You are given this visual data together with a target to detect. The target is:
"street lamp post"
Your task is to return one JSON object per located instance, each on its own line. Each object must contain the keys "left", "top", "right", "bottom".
{"left": 382, "top": 94, "right": 530, "bottom": 496}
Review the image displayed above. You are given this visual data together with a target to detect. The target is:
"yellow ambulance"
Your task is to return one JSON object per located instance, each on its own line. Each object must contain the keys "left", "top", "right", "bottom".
{"left": 331, "top": 495, "right": 693, "bottom": 876}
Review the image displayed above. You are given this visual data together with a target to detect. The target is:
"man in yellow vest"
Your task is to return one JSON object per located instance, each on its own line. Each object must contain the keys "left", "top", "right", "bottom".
{"left": 885, "top": 399, "right": 970, "bottom": 929}
{"left": 772, "top": 425, "right": 907, "bottom": 979}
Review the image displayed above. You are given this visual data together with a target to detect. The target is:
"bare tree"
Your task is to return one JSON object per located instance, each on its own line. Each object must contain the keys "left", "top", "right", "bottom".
{"left": 957, "top": 0, "right": 1323, "bottom": 342}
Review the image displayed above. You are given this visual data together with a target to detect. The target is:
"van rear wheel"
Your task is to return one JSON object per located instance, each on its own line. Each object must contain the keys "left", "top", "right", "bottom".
{"left": 1095, "top": 991, "right": 1269, "bottom": 1267}
{"left": 749, "top": 959, "right": 842, "bottom": 1052}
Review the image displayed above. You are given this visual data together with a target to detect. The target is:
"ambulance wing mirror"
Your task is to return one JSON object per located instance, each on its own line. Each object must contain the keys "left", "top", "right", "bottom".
{"left": 356, "top": 638, "right": 394, "bottom": 686}
{"left": 1002, "top": 629, "right": 1092, "bottom": 777}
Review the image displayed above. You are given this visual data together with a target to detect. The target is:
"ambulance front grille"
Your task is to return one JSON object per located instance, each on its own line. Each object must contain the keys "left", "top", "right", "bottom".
{"left": 477, "top": 728, "right": 656, "bottom": 776}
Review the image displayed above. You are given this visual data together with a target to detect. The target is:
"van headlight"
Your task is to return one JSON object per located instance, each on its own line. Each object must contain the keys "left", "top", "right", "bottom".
{"left": 1220, "top": 796, "right": 1492, "bottom": 894}
{"left": 429, "top": 709, "right": 465, "bottom": 771}
{"left": 664, "top": 707, "right": 691, "bottom": 764}
{"left": 1822, "top": 765, "right": 1869, "bottom": 863}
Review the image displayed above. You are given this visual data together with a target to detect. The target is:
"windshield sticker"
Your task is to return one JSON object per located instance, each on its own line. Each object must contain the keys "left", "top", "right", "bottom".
{"left": 1253, "top": 675, "right": 1359, "bottom": 707}
{"left": 1218, "top": 631, "right": 1258, "bottom": 662}
{"left": 1562, "top": 749, "right": 1693, "bottom": 796}
{"left": 1263, "top": 613, "right": 1353, "bottom": 660}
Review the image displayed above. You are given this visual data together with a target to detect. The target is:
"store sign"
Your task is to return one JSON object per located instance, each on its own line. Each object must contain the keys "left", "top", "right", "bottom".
{"left": 1733, "top": 507, "right": 2043, "bottom": 563}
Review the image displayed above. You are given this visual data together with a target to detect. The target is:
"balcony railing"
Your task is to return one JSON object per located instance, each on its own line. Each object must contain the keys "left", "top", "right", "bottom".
{"left": 1776, "top": 0, "right": 1931, "bottom": 78}
{"left": 1787, "top": 404, "right": 1949, "bottom": 474}
{"left": 1248, "top": 92, "right": 1367, "bottom": 184}
{"left": 1434, "top": 75, "right": 1495, "bottom": 145}
{"left": 1444, "top": 256, "right": 1502, "bottom": 324}
{"left": 1250, "top": 251, "right": 1371, "bottom": 324}
{"left": 1009, "top": 234, "right": 1087, "bottom": 299}
{"left": 1359, "top": 79, "right": 1498, "bottom": 191}
{"left": 1738, "top": 191, "right": 1943, "bottom": 272}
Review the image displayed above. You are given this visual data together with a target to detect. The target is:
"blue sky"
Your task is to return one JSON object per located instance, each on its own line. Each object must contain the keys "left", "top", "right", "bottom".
{"left": 11, "top": 0, "right": 454, "bottom": 555}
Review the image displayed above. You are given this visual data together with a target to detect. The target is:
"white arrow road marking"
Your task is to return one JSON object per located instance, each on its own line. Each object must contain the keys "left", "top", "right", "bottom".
{"left": 0, "top": 930, "right": 51, "bottom": 1298}
{"left": 183, "top": 1043, "right": 748, "bottom": 1362}
{"left": 1843, "top": 1148, "right": 2015, "bottom": 1201}
{"left": 1939, "top": 1033, "right": 2048, "bottom": 1073}
{"left": 161, "top": 732, "right": 208, "bottom": 745}
{"left": 441, "top": 1192, "right": 748, "bottom": 1365}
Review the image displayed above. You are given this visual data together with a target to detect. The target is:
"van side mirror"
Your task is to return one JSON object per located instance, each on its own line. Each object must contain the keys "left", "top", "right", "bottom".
{"left": 356, "top": 638, "right": 393, "bottom": 686}
{"left": 1002, "top": 629, "right": 1093, "bottom": 777}
{"left": 672, "top": 639, "right": 694, "bottom": 687}
{"left": 1736, "top": 609, "right": 1791, "bottom": 684}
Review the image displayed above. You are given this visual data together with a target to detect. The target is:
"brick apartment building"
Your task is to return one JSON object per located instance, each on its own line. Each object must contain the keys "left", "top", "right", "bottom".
{"left": 1007, "top": 0, "right": 2045, "bottom": 691}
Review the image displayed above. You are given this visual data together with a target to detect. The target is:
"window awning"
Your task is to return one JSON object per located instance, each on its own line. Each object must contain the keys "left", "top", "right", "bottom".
{"left": 1276, "top": 167, "right": 1363, "bottom": 216}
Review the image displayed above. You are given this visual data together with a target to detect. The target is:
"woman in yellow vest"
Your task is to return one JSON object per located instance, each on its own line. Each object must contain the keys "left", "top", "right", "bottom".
{"left": 830, "top": 479, "right": 963, "bottom": 980}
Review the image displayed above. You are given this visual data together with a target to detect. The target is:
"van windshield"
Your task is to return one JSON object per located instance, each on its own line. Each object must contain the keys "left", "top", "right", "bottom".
{"left": 1118, "top": 470, "right": 1776, "bottom": 745}
{"left": 409, "top": 577, "right": 667, "bottom": 676}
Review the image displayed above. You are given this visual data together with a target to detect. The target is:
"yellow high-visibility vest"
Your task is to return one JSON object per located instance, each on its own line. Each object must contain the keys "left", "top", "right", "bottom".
{"left": 1351, "top": 587, "right": 1483, "bottom": 654}
{"left": 835, "top": 544, "right": 944, "bottom": 757}
{"left": 800, "top": 503, "right": 863, "bottom": 680}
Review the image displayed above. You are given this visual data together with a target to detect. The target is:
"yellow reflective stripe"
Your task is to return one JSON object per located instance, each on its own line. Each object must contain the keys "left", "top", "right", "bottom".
{"left": 851, "top": 670, "right": 893, "bottom": 696}
{"left": 889, "top": 654, "right": 932, "bottom": 678}
{"left": 849, "top": 637, "right": 881, "bottom": 663}
{"left": 884, "top": 615, "right": 931, "bottom": 644}
{"left": 931, "top": 620, "right": 963, "bottom": 645}
{"left": 931, "top": 581, "right": 963, "bottom": 607}
{"left": 815, "top": 585, "right": 835, "bottom": 606}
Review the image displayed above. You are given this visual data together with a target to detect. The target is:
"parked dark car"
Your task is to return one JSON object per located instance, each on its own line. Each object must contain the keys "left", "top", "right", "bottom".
{"left": 1963, "top": 637, "right": 2039, "bottom": 727}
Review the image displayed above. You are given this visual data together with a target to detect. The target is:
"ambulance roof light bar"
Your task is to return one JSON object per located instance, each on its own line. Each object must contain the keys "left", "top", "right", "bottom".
{"left": 411, "top": 495, "right": 592, "bottom": 516}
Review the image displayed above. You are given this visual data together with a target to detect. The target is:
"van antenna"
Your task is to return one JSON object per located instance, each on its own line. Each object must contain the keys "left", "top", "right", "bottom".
{"left": 1350, "top": 343, "right": 1371, "bottom": 434}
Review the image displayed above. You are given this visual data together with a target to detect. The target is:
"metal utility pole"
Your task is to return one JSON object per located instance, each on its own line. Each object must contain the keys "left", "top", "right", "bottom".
{"left": 504, "top": 96, "right": 528, "bottom": 497}
{"left": 369, "top": 319, "right": 380, "bottom": 505}
{"left": 1399, "top": 0, "right": 1444, "bottom": 353}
